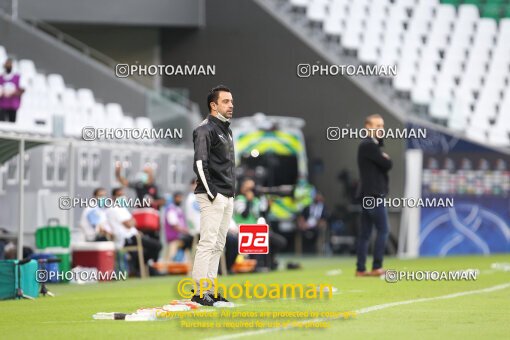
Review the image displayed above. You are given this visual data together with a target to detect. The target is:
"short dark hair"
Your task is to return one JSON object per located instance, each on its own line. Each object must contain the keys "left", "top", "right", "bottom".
{"left": 365, "top": 114, "right": 383, "bottom": 126}
{"left": 207, "top": 85, "right": 231, "bottom": 112}
{"left": 112, "top": 187, "right": 123, "bottom": 197}
{"left": 93, "top": 187, "right": 106, "bottom": 196}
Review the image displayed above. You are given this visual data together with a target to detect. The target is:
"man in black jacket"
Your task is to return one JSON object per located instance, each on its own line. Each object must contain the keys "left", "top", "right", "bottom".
{"left": 191, "top": 85, "right": 235, "bottom": 305}
{"left": 356, "top": 114, "right": 392, "bottom": 277}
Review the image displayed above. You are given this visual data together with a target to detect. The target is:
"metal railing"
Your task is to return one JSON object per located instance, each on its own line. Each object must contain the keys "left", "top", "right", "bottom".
{"left": 30, "top": 20, "right": 118, "bottom": 69}
{"left": 19, "top": 16, "right": 199, "bottom": 115}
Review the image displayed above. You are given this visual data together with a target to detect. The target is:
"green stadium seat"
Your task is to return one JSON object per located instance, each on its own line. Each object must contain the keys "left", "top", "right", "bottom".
{"left": 505, "top": 5, "right": 510, "bottom": 17}
{"left": 482, "top": 4, "right": 503, "bottom": 18}
{"left": 463, "top": 0, "right": 483, "bottom": 5}
{"left": 442, "top": 0, "right": 462, "bottom": 5}
{"left": 440, "top": 0, "right": 510, "bottom": 21}
{"left": 485, "top": 0, "right": 508, "bottom": 5}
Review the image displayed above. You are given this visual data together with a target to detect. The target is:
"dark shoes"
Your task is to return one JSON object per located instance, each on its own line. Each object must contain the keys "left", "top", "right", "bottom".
{"left": 212, "top": 292, "right": 229, "bottom": 303}
{"left": 190, "top": 290, "right": 229, "bottom": 305}
{"left": 191, "top": 292, "right": 216, "bottom": 306}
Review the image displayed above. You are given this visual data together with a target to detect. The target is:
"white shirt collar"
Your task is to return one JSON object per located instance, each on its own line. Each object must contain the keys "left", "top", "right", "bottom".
{"left": 214, "top": 112, "right": 230, "bottom": 123}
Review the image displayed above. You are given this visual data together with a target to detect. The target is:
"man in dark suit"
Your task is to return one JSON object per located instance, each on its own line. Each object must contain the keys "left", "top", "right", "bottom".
{"left": 356, "top": 114, "right": 392, "bottom": 277}
{"left": 297, "top": 192, "right": 328, "bottom": 253}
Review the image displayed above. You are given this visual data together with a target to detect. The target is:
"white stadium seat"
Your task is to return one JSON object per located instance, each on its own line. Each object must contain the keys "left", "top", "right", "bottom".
{"left": 77, "top": 88, "right": 95, "bottom": 109}
{"left": 465, "top": 128, "right": 487, "bottom": 143}
{"left": 47, "top": 74, "right": 66, "bottom": 96}
{"left": 0, "top": 45, "right": 156, "bottom": 141}
{"left": 448, "top": 100, "right": 470, "bottom": 131}
{"left": 121, "top": 116, "right": 135, "bottom": 129}
{"left": 324, "top": 0, "right": 349, "bottom": 37}
{"left": 290, "top": 0, "right": 309, "bottom": 10}
{"left": 105, "top": 103, "right": 124, "bottom": 126}
{"left": 458, "top": 4, "right": 479, "bottom": 24}
{"left": 135, "top": 117, "right": 153, "bottom": 130}
{"left": 488, "top": 129, "right": 510, "bottom": 146}
{"left": 0, "top": 45, "right": 7, "bottom": 65}
{"left": 18, "top": 59, "right": 36, "bottom": 86}
{"left": 90, "top": 103, "right": 107, "bottom": 128}
{"left": 61, "top": 88, "right": 79, "bottom": 116}
{"left": 280, "top": 0, "right": 510, "bottom": 145}
{"left": 307, "top": 0, "right": 328, "bottom": 23}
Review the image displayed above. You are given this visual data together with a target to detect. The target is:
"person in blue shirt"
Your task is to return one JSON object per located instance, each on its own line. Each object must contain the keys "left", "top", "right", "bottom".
{"left": 79, "top": 188, "right": 113, "bottom": 241}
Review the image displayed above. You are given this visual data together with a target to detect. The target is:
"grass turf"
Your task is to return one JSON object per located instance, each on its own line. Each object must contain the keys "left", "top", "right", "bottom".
{"left": 0, "top": 254, "right": 509, "bottom": 339}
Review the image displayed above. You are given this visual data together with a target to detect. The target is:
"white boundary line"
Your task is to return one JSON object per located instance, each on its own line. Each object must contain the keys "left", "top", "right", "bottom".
{"left": 207, "top": 282, "right": 510, "bottom": 340}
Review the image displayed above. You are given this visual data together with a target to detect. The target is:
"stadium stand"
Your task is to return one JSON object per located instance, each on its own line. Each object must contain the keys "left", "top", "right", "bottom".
{"left": 0, "top": 45, "right": 154, "bottom": 139}
{"left": 280, "top": 0, "right": 510, "bottom": 146}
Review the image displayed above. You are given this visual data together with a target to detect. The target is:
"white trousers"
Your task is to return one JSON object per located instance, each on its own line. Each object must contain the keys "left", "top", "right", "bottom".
{"left": 192, "top": 193, "right": 233, "bottom": 294}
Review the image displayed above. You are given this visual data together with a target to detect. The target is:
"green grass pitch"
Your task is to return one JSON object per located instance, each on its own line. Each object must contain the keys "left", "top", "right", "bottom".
{"left": 1, "top": 254, "right": 509, "bottom": 339}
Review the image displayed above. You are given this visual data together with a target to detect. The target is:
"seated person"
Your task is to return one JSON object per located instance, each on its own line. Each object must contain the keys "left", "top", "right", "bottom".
{"left": 107, "top": 187, "right": 162, "bottom": 276}
{"left": 234, "top": 178, "right": 286, "bottom": 271}
{"left": 184, "top": 178, "right": 201, "bottom": 236}
{"left": 115, "top": 163, "right": 165, "bottom": 240}
{"left": 297, "top": 192, "right": 328, "bottom": 252}
{"left": 225, "top": 218, "right": 240, "bottom": 273}
{"left": 79, "top": 187, "right": 113, "bottom": 242}
{"left": 164, "top": 192, "right": 192, "bottom": 263}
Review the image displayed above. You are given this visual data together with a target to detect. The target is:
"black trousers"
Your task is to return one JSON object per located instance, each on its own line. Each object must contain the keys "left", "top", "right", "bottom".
{"left": 253, "top": 231, "right": 287, "bottom": 269}
{"left": 125, "top": 234, "right": 162, "bottom": 267}
{"left": 225, "top": 233, "right": 239, "bottom": 272}
{"left": 0, "top": 109, "right": 17, "bottom": 122}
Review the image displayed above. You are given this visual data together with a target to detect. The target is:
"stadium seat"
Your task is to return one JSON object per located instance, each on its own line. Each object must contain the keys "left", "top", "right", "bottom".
{"left": 395, "top": 0, "right": 416, "bottom": 9}
{"left": 430, "top": 95, "right": 451, "bottom": 120}
{"left": 290, "top": 0, "right": 309, "bottom": 10}
{"left": 323, "top": 0, "right": 349, "bottom": 38}
{"left": 458, "top": 4, "right": 480, "bottom": 22}
{"left": 442, "top": 0, "right": 462, "bottom": 5}
{"left": 61, "top": 88, "right": 79, "bottom": 116}
{"left": 15, "top": 108, "right": 52, "bottom": 135}
{"left": 463, "top": 0, "right": 482, "bottom": 6}
{"left": 121, "top": 116, "right": 135, "bottom": 129}
{"left": 465, "top": 127, "right": 488, "bottom": 143}
{"left": 341, "top": 0, "right": 368, "bottom": 51}
{"left": 77, "top": 88, "right": 95, "bottom": 110}
{"left": 487, "top": 129, "right": 510, "bottom": 145}
{"left": 18, "top": 59, "right": 37, "bottom": 86}
{"left": 240, "top": 0, "right": 510, "bottom": 145}
{"left": 135, "top": 116, "right": 152, "bottom": 129}
{"left": 135, "top": 117, "right": 155, "bottom": 143}
{"left": 90, "top": 103, "right": 107, "bottom": 128}
{"left": 476, "top": 18, "right": 498, "bottom": 41}
{"left": 0, "top": 45, "right": 155, "bottom": 141}
{"left": 448, "top": 98, "right": 471, "bottom": 131}
{"left": 47, "top": 74, "right": 66, "bottom": 97}
{"left": 306, "top": 0, "right": 328, "bottom": 23}
{"left": 0, "top": 45, "right": 7, "bottom": 65}
{"left": 105, "top": 103, "right": 124, "bottom": 127}
{"left": 411, "top": 84, "right": 432, "bottom": 106}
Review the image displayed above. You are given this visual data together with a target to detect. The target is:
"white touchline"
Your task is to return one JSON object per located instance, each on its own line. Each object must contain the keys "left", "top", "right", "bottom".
{"left": 207, "top": 282, "right": 510, "bottom": 340}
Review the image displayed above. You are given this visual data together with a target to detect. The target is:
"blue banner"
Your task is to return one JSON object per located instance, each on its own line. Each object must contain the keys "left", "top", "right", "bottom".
{"left": 407, "top": 124, "right": 510, "bottom": 256}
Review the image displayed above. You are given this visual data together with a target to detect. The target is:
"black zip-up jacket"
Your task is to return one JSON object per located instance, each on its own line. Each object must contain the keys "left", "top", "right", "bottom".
{"left": 193, "top": 114, "right": 236, "bottom": 201}
{"left": 357, "top": 138, "right": 392, "bottom": 198}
